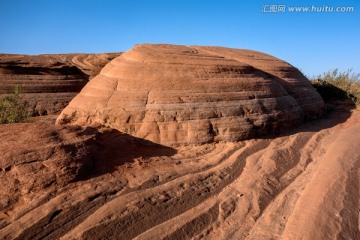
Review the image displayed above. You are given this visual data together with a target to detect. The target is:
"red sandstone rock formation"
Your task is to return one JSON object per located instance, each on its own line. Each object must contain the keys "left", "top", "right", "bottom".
{"left": 0, "top": 108, "right": 359, "bottom": 240}
{"left": 57, "top": 44, "right": 325, "bottom": 145}
{"left": 0, "top": 53, "right": 121, "bottom": 115}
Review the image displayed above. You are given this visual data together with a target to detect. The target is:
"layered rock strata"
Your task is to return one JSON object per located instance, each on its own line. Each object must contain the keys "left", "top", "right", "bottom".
{"left": 0, "top": 53, "right": 120, "bottom": 115}
{"left": 57, "top": 44, "right": 325, "bottom": 145}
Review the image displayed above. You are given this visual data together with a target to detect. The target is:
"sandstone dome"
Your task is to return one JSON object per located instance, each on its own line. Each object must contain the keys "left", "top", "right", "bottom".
{"left": 56, "top": 44, "right": 325, "bottom": 145}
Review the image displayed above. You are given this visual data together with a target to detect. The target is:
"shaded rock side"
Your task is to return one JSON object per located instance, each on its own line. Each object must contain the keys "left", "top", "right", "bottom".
{"left": 56, "top": 44, "right": 325, "bottom": 145}
{"left": 0, "top": 53, "right": 121, "bottom": 115}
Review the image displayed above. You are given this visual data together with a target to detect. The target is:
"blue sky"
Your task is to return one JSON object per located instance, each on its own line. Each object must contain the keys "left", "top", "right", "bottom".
{"left": 0, "top": 0, "right": 359, "bottom": 76}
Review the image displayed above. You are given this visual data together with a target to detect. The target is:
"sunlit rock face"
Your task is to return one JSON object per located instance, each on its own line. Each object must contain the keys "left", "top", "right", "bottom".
{"left": 57, "top": 44, "right": 325, "bottom": 145}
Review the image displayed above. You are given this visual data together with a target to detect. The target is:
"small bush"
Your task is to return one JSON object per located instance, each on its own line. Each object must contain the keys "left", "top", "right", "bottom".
{"left": 310, "top": 69, "right": 360, "bottom": 105}
{"left": 0, "top": 87, "right": 32, "bottom": 124}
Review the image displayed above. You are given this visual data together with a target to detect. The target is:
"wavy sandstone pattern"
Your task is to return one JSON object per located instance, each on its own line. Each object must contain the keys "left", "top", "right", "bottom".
{"left": 57, "top": 44, "right": 325, "bottom": 145}
{"left": 0, "top": 109, "right": 359, "bottom": 239}
{"left": 0, "top": 53, "right": 121, "bottom": 115}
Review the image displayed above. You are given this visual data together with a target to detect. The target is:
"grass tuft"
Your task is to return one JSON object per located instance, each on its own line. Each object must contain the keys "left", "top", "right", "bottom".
{"left": 310, "top": 69, "right": 360, "bottom": 105}
{"left": 0, "top": 86, "right": 33, "bottom": 124}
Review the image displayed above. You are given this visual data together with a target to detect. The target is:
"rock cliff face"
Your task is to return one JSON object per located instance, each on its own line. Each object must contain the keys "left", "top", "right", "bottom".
{"left": 0, "top": 53, "right": 121, "bottom": 115}
{"left": 57, "top": 44, "right": 325, "bottom": 145}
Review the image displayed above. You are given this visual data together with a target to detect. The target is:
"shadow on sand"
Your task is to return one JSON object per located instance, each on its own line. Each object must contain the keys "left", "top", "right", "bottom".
{"left": 76, "top": 128, "right": 177, "bottom": 180}
{"left": 75, "top": 82, "right": 356, "bottom": 180}
{"left": 279, "top": 81, "right": 357, "bottom": 137}
{"left": 245, "top": 78, "right": 357, "bottom": 140}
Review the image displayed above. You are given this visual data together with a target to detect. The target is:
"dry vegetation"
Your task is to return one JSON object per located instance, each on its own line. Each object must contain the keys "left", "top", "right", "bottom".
{"left": 0, "top": 46, "right": 359, "bottom": 239}
{"left": 0, "top": 87, "right": 32, "bottom": 124}
{"left": 310, "top": 69, "right": 360, "bottom": 105}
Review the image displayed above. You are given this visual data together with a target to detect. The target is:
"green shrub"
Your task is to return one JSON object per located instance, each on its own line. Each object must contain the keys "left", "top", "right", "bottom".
{"left": 310, "top": 69, "right": 360, "bottom": 105}
{"left": 0, "top": 87, "right": 32, "bottom": 124}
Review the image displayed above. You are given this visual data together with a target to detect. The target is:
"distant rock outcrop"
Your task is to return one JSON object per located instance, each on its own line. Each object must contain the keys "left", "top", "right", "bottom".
{"left": 57, "top": 44, "right": 325, "bottom": 145}
{"left": 0, "top": 53, "right": 121, "bottom": 115}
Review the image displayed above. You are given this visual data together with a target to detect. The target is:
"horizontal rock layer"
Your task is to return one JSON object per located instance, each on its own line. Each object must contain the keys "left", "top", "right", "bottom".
{"left": 57, "top": 44, "right": 325, "bottom": 145}
{"left": 0, "top": 53, "right": 121, "bottom": 115}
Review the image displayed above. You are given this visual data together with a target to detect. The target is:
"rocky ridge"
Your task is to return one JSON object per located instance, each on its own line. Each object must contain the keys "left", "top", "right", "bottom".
{"left": 0, "top": 53, "right": 121, "bottom": 115}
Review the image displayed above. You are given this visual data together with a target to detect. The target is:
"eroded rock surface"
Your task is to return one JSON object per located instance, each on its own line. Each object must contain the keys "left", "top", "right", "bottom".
{"left": 57, "top": 44, "right": 325, "bottom": 145}
{"left": 0, "top": 53, "right": 121, "bottom": 115}
{"left": 0, "top": 124, "right": 97, "bottom": 217}
{"left": 0, "top": 109, "right": 359, "bottom": 240}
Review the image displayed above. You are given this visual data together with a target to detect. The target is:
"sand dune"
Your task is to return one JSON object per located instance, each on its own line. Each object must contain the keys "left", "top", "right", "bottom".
{"left": 0, "top": 107, "right": 358, "bottom": 239}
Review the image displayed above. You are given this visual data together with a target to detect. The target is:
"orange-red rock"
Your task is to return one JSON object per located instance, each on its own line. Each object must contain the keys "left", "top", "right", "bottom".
{"left": 57, "top": 44, "right": 325, "bottom": 145}
{"left": 0, "top": 53, "right": 121, "bottom": 115}
{"left": 1, "top": 109, "right": 359, "bottom": 239}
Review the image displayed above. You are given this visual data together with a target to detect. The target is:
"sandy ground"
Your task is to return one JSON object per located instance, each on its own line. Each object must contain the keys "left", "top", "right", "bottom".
{"left": 0, "top": 107, "right": 359, "bottom": 239}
